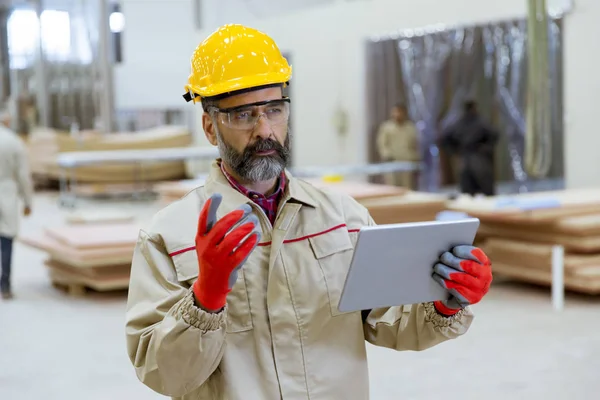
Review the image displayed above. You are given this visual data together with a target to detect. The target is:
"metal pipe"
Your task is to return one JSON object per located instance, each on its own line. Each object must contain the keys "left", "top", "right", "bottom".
{"left": 33, "top": 0, "right": 51, "bottom": 127}
{"left": 97, "top": 0, "right": 115, "bottom": 133}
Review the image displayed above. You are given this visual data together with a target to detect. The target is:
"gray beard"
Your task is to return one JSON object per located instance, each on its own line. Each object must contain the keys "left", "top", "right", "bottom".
{"left": 215, "top": 126, "right": 291, "bottom": 183}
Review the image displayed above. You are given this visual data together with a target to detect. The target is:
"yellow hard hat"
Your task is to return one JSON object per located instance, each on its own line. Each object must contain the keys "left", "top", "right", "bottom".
{"left": 183, "top": 24, "right": 292, "bottom": 103}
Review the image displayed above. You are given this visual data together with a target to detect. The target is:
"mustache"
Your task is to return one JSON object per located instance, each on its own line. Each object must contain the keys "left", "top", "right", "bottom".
{"left": 244, "top": 139, "right": 286, "bottom": 156}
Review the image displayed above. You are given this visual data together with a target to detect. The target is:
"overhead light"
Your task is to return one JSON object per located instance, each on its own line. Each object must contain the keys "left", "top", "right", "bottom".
{"left": 109, "top": 11, "right": 125, "bottom": 33}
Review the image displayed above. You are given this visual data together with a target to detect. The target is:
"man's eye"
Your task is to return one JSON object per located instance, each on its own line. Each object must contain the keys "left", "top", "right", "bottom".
{"left": 232, "top": 111, "right": 251, "bottom": 120}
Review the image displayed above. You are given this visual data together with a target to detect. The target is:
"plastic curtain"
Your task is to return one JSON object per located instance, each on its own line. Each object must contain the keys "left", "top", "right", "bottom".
{"left": 525, "top": 0, "right": 553, "bottom": 179}
{"left": 5, "top": 0, "right": 111, "bottom": 132}
{"left": 366, "top": 17, "right": 564, "bottom": 192}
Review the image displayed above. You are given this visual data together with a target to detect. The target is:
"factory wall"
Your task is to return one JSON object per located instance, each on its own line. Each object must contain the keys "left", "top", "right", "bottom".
{"left": 114, "top": 0, "right": 597, "bottom": 190}
{"left": 113, "top": 0, "right": 198, "bottom": 110}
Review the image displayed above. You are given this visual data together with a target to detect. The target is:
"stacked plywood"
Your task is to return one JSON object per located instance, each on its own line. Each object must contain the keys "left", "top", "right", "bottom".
{"left": 446, "top": 188, "right": 600, "bottom": 294}
{"left": 359, "top": 191, "right": 448, "bottom": 224}
{"left": 19, "top": 223, "right": 139, "bottom": 296}
{"left": 26, "top": 125, "right": 193, "bottom": 184}
{"left": 154, "top": 178, "right": 205, "bottom": 205}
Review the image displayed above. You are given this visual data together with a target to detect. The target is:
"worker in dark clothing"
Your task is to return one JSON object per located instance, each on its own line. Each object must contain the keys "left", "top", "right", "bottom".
{"left": 440, "top": 101, "right": 499, "bottom": 196}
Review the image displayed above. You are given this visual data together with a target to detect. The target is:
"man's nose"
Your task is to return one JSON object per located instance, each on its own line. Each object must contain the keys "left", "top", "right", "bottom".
{"left": 252, "top": 114, "right": 273, "bottom": 140}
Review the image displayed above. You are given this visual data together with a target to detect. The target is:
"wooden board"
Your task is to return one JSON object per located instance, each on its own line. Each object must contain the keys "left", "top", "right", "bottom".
{"left": 72, "top": 183, "right": 155, "bottom": 197}
{"left": 19, "top": 233, "right": 135, "bottom": 267}
{"left": 477, "top": 224, "right": 600, "bottom": 253}
{"left": 491, "top": 262, "right": 600, "bottom": 295}
{"left": 446, "top": 188, "right": 600, "bottom": 223}
{"left": 474, "top": 213, "right": 600, "bottom": 237}
{"left": 360, "top": 191, "right": 448, "bottom": 224}
{"left": 45, "top": 259, "right": 131, "bottom": 280}
{"left": 29, "top": 125, "right": 193, "bottom": 183}
{"left": 154, "top": 179, "right": 203, "bottom": 198}
{"left": 65, "top": 209, "right": 135, "bottom": 225}
{"left": 48, "top": 265, "right": 130, "bottom": 296}
{"left": 43, "top": 223, "right": 140, "bottom": 250}
{"left": 301, "top": 179, "right": 406, "bottom": 200}
{"left": 485, "top": 238, "right": 600, "bottom": 276}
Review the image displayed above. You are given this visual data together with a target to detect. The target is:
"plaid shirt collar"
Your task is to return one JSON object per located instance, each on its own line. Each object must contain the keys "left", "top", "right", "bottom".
{"left": 218, "top": 160, "right": 286, "bottom": 224}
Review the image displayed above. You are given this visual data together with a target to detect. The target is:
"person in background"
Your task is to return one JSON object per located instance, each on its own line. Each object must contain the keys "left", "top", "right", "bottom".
{"left": 125, "top": 24, "right": 493, "bottom": 400}
{"left": 376, "top": 103, "right": 421, "bottom": 189}
{"left": 440, "top": 100, "right": 499, "bottom": 196}
{"left": 0, "top": 107, "right": 34, "bottom": 300}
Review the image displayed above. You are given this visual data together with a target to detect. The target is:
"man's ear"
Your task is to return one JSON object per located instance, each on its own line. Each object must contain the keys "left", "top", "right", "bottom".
{"left": 202, "top": 112, "right": 218, "bottom": 146}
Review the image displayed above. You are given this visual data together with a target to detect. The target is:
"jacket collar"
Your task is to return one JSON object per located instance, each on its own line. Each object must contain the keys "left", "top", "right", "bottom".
{"left": 204, "top": 160, "right": 317, "bottom": 217}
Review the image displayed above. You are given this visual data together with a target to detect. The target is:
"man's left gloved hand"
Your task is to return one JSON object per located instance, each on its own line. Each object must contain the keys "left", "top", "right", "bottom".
{"left": 432, "top": 245, "right": 492, "bottom": 316}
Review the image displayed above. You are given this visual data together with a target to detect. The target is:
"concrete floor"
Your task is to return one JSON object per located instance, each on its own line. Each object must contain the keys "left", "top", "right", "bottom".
{"left": 1, "top": 192, "right": 599, "bottom": 400}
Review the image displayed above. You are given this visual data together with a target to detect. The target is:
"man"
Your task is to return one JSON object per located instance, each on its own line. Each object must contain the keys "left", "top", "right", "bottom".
{"left": 376, "top": 104, "right": 421, "bottom": 189}
{"left": 440, "top": 101, "right": 499, "bottom": 196}
{"left": 125, "top": 24, "right": 493, "bottom": 400}
{"left": 0, "top": 107, "right": 34, "bottom": 300}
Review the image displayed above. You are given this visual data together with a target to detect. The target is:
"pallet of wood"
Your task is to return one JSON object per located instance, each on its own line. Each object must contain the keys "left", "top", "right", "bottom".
{"left": 360, "top": 191, "right": 448, "bottom": 224}
{"left": 446, "top": 188, "right": 600, "bottom": 294}
{"left": 154, "top": 178, "right": 205, "bottom": 205}
{"left": 18, "top": 223, "right": 139, "bottom": 296}
{"left": 483, "top": 238, "right": 600, "bottom": 294}
{"left": 26, "top": 125, "right": 193, "bottom": 184}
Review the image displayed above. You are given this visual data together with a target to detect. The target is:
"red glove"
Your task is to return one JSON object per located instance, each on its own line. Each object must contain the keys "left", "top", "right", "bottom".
{"left": 193, "top": 193, "right": 261, "bottom": 312}
{"left": 432, "top": 246, "right": 492, "bottom": 316}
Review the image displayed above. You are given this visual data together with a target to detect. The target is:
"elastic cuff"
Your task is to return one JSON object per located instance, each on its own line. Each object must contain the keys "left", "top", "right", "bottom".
{"left": 178, "top": 289, "right": 227, "bottom": 332}
{"left": 424, "top": 302, "right": 466, "bottom": 328}
{"left": 433, "top": 300, "right": 460, "bottom": 316}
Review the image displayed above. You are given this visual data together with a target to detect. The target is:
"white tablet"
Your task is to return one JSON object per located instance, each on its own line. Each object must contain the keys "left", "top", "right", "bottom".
{"left": 338, "top": 218, "right": 480, "bottom": 313}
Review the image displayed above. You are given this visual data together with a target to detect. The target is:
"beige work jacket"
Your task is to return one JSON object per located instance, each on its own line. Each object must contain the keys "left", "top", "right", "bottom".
{"left": 376, "top": 120, "right": 421, "bottom": 162}
{"left": 125, "top": 161, "right": 473, "bottom": 400}
{"left": 0, "top": 125, "right": 33, "bottom": 238}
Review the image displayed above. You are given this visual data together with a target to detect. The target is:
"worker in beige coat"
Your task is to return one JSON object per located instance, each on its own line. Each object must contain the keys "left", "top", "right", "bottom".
{"left": 376, "top": 104, "right": 421, "bottom": 189}
{"left": 0, "top": 107, "right": 33, "bottom": 299}
{"left": 125, "top": 24, "right": 493, "bottom": 400}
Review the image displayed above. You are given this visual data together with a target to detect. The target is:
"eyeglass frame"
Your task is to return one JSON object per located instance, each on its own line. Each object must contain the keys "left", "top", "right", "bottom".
{"left": 207, "top": 97, "right": 291, "bottom": 130}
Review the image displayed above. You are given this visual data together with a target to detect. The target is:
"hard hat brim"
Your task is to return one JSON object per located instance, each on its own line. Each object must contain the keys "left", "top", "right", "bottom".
{"left": 187, "top": 71, "right": 292, "bottom": 100}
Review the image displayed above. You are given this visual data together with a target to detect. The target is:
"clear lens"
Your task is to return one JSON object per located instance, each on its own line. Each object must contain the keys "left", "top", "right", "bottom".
{"left": 221, "top": 101, "right": 290, "bottom": 130}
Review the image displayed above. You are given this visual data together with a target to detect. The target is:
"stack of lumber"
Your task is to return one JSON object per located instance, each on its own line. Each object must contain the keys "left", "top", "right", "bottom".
{"left": 26, "top": 125, "right": 193, "bottom": 184}
{"left": 19, "top": 222, "right": 139, "bottom": 296}
{"left": 360, "top": 191, "right": 448, "bottom": 224}
{"left": 301, "top": 179, "right": 407, "bottom": 200}
{"left": 446, "top": 188, "right": 600, "bottom": 294}
{"left": 154, "top": 178, "right": 206, "bottom": 205}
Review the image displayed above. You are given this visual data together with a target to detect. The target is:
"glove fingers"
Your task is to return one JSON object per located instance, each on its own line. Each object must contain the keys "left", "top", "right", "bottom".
{"left": 432, "top": 272, "right": 449, "bottom": 290}
{"left": 197, "top": 193, "right": 223, "bottom": 236}
{"left": 226, "top": 232, "right": 261, "bottom": 289}
{"left": 434, "top": 263, "right": 481, "bottom": 288}
{"left": 433, "top": 263, "right": 461, "bottom": 280}
{"left": 220, "top": 214, "right": 260, "bottom": 253}
{"left": 439, "top": 251, "right": 466, "bottom": 272}
{"left": 231, "top": 233, "right": 261, "bottom": 268}
{"left": 209, "top": 204, "right": 253, "bottom": 245}
{"left": 453, "top": 245, "right": 490, "bottom": 265}
{"left": 441, "top": 251, "right": 490, "bottom": 278}
{"left": 205, "top": 193, "right": 222, "bottom": 233}
{"left": 432, "top": 273, "right": 471, "bottom": 308}
{"left": 227, "top": 265, "right": 242, "bottom": 290}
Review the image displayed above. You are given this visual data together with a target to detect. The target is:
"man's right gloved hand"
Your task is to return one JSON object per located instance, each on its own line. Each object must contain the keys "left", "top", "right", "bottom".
{"left": 193, "top": 193, "right": 261, "bottom": 312}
